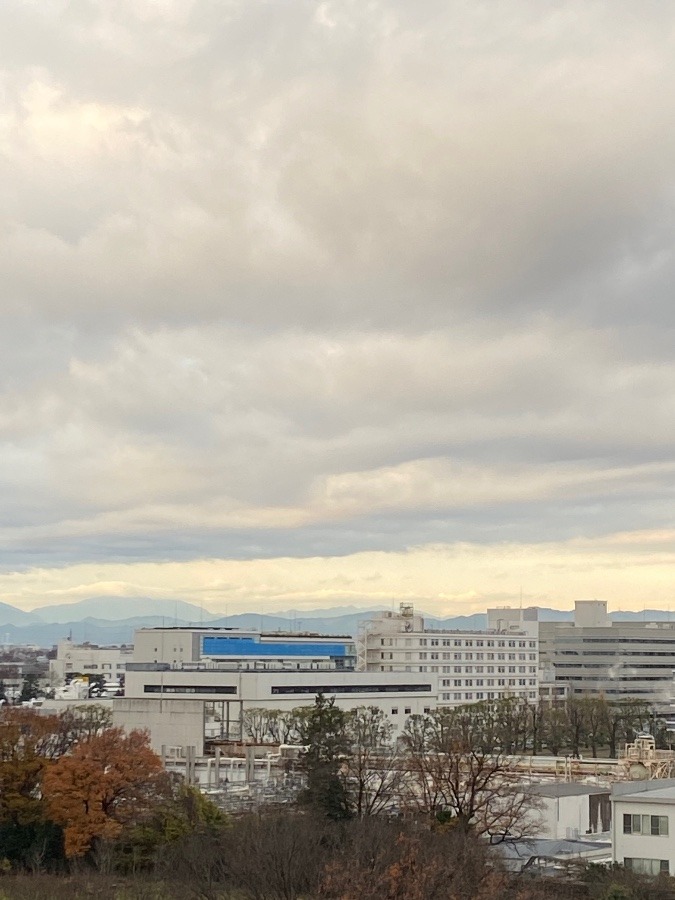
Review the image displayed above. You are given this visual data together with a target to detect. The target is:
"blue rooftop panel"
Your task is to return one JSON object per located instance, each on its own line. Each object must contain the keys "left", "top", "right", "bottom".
{"left": 202, "top": 636, "right": 347, "bottom": 658}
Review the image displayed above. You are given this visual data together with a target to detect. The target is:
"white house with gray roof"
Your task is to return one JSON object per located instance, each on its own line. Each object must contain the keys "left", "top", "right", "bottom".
{"left": 612, "top": 779, "right": 675, "bottom": 876}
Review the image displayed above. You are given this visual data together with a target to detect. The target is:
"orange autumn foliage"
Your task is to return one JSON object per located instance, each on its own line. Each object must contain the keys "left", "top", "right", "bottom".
{"left": 0, "top": 706, "right": 64, "bottom": 827}
{"left": 42, "top": 727, "right": 164, "bottom": 858}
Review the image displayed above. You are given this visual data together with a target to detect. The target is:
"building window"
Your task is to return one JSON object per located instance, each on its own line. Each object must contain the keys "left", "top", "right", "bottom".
{"left": 391, "top": 708, "right": 398, "bottom": 716}
{"left": 404, "top": 707, "right": 411, "bottom": 715}
{"left": 624, "top": 858, "right": 669, "bottom": 876}
{"left": 623, "top": 814, "right": 669, "bottom": 836}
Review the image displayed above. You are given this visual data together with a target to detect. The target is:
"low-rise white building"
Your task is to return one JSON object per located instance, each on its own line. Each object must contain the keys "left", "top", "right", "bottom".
{"left": 524, "top": 782, "right": 611, "bottom": 840}
{"left": 118, "top": 666, "right": 438, "bottom": 754}
{"left": 611, "top": 779, "right": 675, "bottom": 876}
{"left": 50, "top": 640, "right": 134, "bottom": 686}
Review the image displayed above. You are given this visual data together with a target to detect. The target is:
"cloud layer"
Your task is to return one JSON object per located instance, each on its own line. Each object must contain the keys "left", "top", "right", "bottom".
{"left": 1, "top": 1, "right": 675, "bottom": 613}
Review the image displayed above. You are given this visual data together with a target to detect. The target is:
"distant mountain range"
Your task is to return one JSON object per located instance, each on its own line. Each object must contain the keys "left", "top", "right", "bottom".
{"left": 0, "top": 596, "right": 673, "bottom": 646}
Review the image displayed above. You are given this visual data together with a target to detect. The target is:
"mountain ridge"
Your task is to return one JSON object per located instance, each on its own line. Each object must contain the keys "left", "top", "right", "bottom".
{"left": 0, "top": 597, "right": 673, "bottom": 645}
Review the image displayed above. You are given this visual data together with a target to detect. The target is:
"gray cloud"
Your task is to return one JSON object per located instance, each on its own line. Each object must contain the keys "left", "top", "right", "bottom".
{"left": 0, "top": 1, "right": 674, "bottom": 602}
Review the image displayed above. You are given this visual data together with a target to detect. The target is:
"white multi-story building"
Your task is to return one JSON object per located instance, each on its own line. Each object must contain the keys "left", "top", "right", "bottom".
{"left": 359, "top": 605, "right": 539, "bottom": 705}
{"left": 50, "top": 639, "right": 134, "bottom": 686}
{"left": 540, "top": 600, "right": 675, "bottom": 708}
{"left": 612, "top": 779, "right": 675, "bottom": 876}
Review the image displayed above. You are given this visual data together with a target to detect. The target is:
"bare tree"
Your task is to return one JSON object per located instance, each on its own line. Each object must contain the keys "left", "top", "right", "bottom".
{"left": 343, "top": 706, "right": 406, "bottom": 817}
{"left": 242, "top": 708, "right": 272, "bottom": 743}
{"left": 400, "top": 711, "right": 539, "bottom": 839}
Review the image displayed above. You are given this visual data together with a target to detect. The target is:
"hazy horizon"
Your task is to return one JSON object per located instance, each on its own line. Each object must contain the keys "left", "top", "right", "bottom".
{"left": 2, "top": 3, "right": 675, "bottom": 615}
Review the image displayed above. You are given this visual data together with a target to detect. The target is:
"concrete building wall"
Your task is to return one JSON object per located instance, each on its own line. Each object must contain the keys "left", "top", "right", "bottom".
{"left": 132, "top": 630, "right": 199, "bottom": 666}
{"left": 524, "top": 788, "right": 611, "bottom": 841}
{"left": 113, "top": 698, "right": 206, "bottom": 755}
{"left": 574, "top": 600, "right": 610, "bottom": 628}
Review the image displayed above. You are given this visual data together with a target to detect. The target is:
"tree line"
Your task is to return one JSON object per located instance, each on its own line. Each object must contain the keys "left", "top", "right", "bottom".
{"left": 245, "top": 693, "right": 668, "bottom": 760}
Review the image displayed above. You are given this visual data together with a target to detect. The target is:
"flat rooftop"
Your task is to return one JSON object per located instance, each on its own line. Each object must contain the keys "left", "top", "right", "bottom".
{"left": 525, "top": 783, "right": 609, "bottom": 798}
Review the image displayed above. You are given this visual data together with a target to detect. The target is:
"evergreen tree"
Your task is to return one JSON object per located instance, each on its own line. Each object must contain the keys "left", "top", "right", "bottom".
{"left": 297, "top": 693, "right": 351, "bottom": 819}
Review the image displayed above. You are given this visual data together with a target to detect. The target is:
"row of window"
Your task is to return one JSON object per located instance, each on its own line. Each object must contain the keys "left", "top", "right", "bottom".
{"left": 441, "top": 691, "right": 536, "bottom": 702}
{"left": 143, "top": 684, "right": 431, "bottom": 696}
{"left": 379, "top": 666, "right": 534, "bottom": 676}
{"left": 68, "top": 663, "right": 126, "bottom": 670}
{"left": 623, "top": 814, "right": 669, "bottom": 836}
{"left": 380, "top": 638, "right": 537, "bottom": 649}
{"left": 380, "top": 653, "right": 536, "bottom": 663}
{"left": 425, "top": 638, "right": 534, "bottom": 649}
{"left": 442, "top": 678, "right": 537, "bottom": 687}
{"left": 624, "top": 858, "right": 669, "bottom": 875}
{"left": 144, "top": 685, "right": 237, "bottom": 694}
{"left": 441, "top": 665, "right": 537, "bottom": 676}
{"left": 270, "top": 683, "right": 433, "bottom": 695}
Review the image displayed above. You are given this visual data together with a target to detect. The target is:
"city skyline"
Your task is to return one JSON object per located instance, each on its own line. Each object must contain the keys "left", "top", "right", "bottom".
{"left": 2, "top": 3, "right": 675, "bottom": 614}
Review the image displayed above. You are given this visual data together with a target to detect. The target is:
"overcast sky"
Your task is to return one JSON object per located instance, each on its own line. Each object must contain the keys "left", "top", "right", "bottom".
{"left": 2, "top": 1, "right": 675, "bottom": 614}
